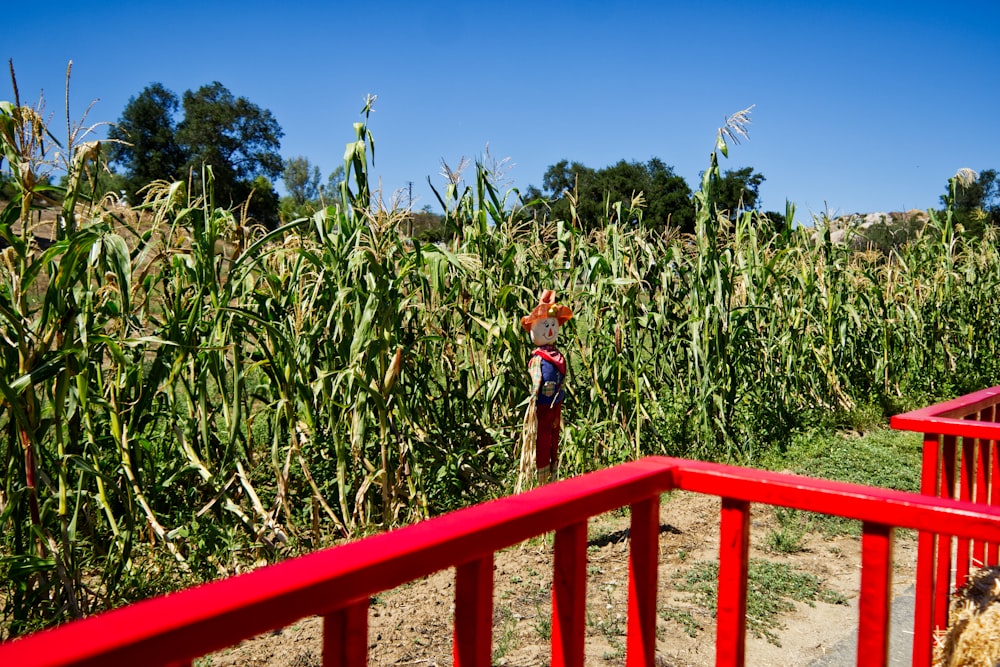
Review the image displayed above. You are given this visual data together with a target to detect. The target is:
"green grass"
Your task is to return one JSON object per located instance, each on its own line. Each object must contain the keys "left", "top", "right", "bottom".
{"left": 764, "top": 507, "right": 807, "bottom": 554}
{"left": 670, "top": 558, "right": 847, "bottom": 647}
{"left": 660, "top": 607, "right": 703, "bottom": 637}
{"left": 762, "top": 426, "right": 923, "bottom": 491}
{"left": 759, "top": 426, "right": 924, "bottom": 536}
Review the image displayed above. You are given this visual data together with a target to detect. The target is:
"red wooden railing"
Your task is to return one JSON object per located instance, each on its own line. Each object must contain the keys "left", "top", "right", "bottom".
{"left": 891, "top": 385, "right": 1000, "bottom": 667}
{"left": 4, "top": 455, "right": 1000, "bottom": 667}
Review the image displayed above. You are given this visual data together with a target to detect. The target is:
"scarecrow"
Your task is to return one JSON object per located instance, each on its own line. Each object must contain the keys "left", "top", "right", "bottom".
{"left": 518, "top": 289, "right": 572, "bottom": 490}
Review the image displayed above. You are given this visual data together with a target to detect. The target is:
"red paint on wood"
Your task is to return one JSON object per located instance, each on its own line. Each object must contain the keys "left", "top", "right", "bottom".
{"left": 975, "top": 429, "right": 989, "bottom": 567}
{"left": 957, "top": 435, "right": 975, "bottom": 586}
{"left": 551, "top": 521, "right": 587, "bottom": 667}
{"left": 857, "top": 523, "right": 893, "bottom": 667}
{"left": 0, "top": 460, "right": 674, "bottom": 667}
{"left": 323, "top": 600, "right": 368, "bottom": 667}
{"left": 715, "top": 499, "right": 750, "bottom": 667}
{"left": 454, "top": 555, "right": 494, "bottom": 667}
{"left": 12, "top": 439, "right": 1000, "bottom": 667}
{"left": 891, "top": 387, "right": 1000, "bottom": 651}
{"left": 991, "top": 440, "right": 1000, "bottom": 565}
{"left": 935, "top": 435, "right": 957, "bottom": 632}
{"left": 626, "top": 497, "right": 659, "bottom": 667}
{"left": 912, "top": 435, "right": 940, "bottom": 667}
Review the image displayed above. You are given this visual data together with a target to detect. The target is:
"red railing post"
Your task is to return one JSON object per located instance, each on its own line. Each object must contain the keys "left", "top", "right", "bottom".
{"left": 935, "top": 435, "right": 957, "bottom": 631}
{"left": 912, "top": 433, "right": 940, "bottom": 667}
{"left": 857, "top": 522, "right": 894, "bottom": 667}
{"left": 975, "top": 428, "right": 990, "bottom": 567}
{"left": 323, "top": 598, "right": 368, "bottom": 667}
{"left": 991, "top": 405, "right": 1000, "bottom": 565}
{"left": 552, "top": 521, "right": 587, "bottom": 667}
{"left": 626, "top": 496, "right": 660, "bottom": 667}
{"left": 957, "top": 431, "right": 975, "bottom": 586}
{"left": 454, "top": 555, "right": 494, "bottom": 667}
{"left": 715, "top": 498, "right": 750, "bottom": 667}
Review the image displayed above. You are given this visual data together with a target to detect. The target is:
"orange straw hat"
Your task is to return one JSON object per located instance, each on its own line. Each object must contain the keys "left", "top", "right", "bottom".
{"left": 520, "top": 290, "right": 573, "bottom": 332}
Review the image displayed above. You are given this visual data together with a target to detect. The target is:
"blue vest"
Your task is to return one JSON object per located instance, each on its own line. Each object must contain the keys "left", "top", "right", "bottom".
{"left": 536, "top": 357, "right": 565, "bottom": 407}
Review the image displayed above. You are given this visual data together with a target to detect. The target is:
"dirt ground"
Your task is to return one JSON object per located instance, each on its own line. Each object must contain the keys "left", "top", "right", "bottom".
{"left": 205, "top": 490, "right": 917, "bottom": 667}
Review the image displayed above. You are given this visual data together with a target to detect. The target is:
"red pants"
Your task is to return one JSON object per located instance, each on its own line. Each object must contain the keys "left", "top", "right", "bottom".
{"left": 536, "top": 403, "right": 562, "bottom": 469}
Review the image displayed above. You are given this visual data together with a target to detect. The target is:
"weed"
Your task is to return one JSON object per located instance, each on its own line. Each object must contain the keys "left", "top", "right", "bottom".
{"left": 660, "top": 606, "right": 704, "bottom": 637}
{"left": 673, "top": 558, "right": 846, "bottom": 646}
{"left": 492, "top": 606, "right": 518, "bottom": 662}
{"left": 533, "top": 608, "right": 551, "bottom": 640}
{"left": 765, "top": 508, "right": 806, "bottom": 554}
{"left": 602, "top": 638, "right": 626, "bottom": 661}
{"left": 761, "top": 428, "right": 923, "bottom": 537}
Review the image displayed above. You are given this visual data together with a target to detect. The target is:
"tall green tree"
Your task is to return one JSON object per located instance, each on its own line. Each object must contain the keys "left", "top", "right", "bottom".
{"left": 320, "top": 166, "right": 345, "bottom": 204}
{"left": 713, "top": 166, "right": 766, "bottom": 215}
{"left": 283, "top": 155, "right": 320, "bottom": 206}
{"left": 176, "top": 82, "right": 284, "bottom": 224}
{"left": 941, "top": 168, "right": 1000, "bottom": 234}
{"left": 279, "top": 160, "right": 344, "bottom": 221}
{"left": 107, "top": 83, "right": 185, "bottom": 200}
{"left": 110, "top": 81, "right": 284, "bottom": 223}
{"left": 531, "top": 158, "right": 695, "bottom": 232}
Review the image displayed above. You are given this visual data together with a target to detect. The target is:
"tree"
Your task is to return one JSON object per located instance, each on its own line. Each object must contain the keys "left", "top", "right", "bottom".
{"left": 279, "top": 161, "right": 345, "bottom": 222}
{"left": 532, "top": 158, "right": 695, "bottom": 232}
{"left": 107, "top": 83, "right": 186, "bottom": 200}
{"left": 320, "top": 166, "right": 345, "bottom": 204}
{"left": 642, "top": 158, "right": 695, "bottom": 231}
{"left": 176, "top": 82, "right": 284, "bottom": 224}
{"left": 111, "top": 81, "right": 284, "bottom": 225}
{"left": 408, "top": 205, "right": 448, "bottom": 242}
{"left": 283, "top": 156, "right": 320, "bottom": 206}
{"left": 941, "top": 168, "right": 1000, "bottom": 234}
{"left": 712, "top": 166, "right": 765, "bottom": 216}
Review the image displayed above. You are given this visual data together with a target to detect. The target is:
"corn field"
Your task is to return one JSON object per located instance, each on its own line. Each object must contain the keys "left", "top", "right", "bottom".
{"left": 3, "top": 86, "right": 1000, "bottom": 636}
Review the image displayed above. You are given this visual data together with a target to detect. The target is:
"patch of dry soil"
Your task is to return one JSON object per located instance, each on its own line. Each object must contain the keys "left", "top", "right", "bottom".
{"left": 207, "top": 491, "right": 916, "bottom": 667}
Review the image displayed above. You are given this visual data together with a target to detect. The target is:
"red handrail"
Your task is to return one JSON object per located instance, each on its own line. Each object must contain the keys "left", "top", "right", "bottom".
{"left": 5, "top": 456, "right": 1000, "bottom": 667}
{"left": 891, "top": 385, "right": 1000, "bottom": 666}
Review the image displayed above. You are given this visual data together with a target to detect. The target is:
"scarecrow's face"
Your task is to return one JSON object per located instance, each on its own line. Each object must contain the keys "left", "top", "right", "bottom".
{"left": 530, "top": 317, "right": 559, "bottom": 347}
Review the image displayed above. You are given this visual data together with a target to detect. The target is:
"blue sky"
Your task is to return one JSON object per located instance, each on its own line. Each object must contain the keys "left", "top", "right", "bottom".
{"left": 6, "top": 0, "right": 999, "bottom": 221}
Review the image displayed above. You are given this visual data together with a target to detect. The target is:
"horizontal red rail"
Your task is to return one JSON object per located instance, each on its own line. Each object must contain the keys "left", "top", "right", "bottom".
{"left": 0, "top": 460, "right": 674, "bottom": 667}
{"left": 890, "top": 385, "right": 1000, "bottom": 438}
{"left": 5, "top": 456, "right": 1000, "bottom": 667}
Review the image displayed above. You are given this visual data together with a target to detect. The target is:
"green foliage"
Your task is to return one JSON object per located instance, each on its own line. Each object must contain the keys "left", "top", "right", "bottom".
{"left": 529, "top": 158, "right": 768, "bottom": 236}
{"left": 110, "top": 81, "right": 284, "bottom": 226}
{"left": 279, "top": 158, "right": 344, "bottom": 222}
{"left": 764, "top": 507, "right": 807, "bottom": 554}
{"left": 283, "top": 155, "right": 320, "bottom": 206}
{"left": 940, "top": 167, "right": 1000, "bottom": 233}
{"left": 765, "top": 427, "right": 922, "bottom": 492}
{"left": 853, "top": 212, "right": 927, "bottom": 255}
{"left": 406, "top": 207, "right": 448, "bottom": 242}
{"left": 5, "top": 81, "right": 1000, "bottom": 637}
{"left": 530, "top": 157, "right": 695, "bottom": 232}
{"left": 713, "top": 166, "right": 765, "bottom": 215}
{"left": 108, "top": 83, "right": 185, "bottom": 199}
{"left": 660, "top": 607, "right": 703, "bottom": 637}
